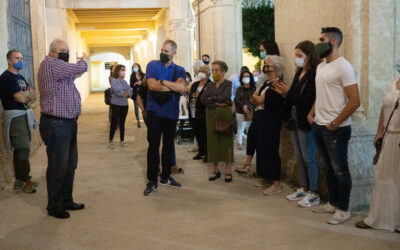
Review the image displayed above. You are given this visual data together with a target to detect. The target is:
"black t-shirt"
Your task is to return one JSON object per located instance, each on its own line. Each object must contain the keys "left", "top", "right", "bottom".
{"left": 0, "top": 70, "right": 29, "bottom": 110}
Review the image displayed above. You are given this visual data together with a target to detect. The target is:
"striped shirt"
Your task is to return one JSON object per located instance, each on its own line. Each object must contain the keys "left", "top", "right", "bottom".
{"left": 38, "top": 56, "right": 88, "bottom": 119}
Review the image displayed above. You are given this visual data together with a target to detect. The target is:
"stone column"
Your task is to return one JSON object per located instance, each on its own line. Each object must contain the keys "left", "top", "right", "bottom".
{"left": 193, "top": 0, "right": 243, "bottom": 77}
{"left": 168, "top": 0, "right": 195, "bottom": 72}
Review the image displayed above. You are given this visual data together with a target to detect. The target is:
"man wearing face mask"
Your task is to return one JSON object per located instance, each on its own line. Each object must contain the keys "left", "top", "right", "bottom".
{"left": 37, "top": 39, "right": 88, "bottom": 219}
{"left": 307, "top": 27, "right": 360, "bottom": 225}
{"left": 144, "top": 40, "right": 186, "bottom": 196}
{"left": 201, "top": 54, "right": 210, "bottom": 65}
{"left": 0, "top": 50, "right": 38, "bottom": 194}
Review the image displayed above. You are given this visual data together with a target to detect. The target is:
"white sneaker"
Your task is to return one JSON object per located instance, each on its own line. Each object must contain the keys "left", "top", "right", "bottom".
{"left": 327, "top": 210, "right": 351, "bottom": 225}
{"left": 286, "top": 188, "right": 306, "bottom": 201}
{"left": 108, "top": 143, "right": 115, "bottom": 149}
{"left": 311, "top": 203, "right": 336, "bottom": 214}
{"left": 297, "top": 192, "right": 320, "bottom": 208}
{"left": 120, "top": 141, "right": 128, "bottom": 147}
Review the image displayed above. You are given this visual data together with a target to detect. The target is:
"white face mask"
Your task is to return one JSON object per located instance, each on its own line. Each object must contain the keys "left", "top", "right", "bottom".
{"left": 295, "top": 57, "right": 305, "bottom": 68}
{"left": 253, "top": 76, "right": 259, "bottom": 82}
{"left": 242, "top": 77, "right": 250, "bottom": 84}
{"left": 133, "top": 67, "right": 139, "bottom": 73}
{"left": 198, "top": 72, "right": 207, "bottom": 80}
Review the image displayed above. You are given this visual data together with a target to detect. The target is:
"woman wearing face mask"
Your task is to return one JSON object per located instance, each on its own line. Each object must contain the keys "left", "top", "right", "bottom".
{"left": 189, "top": 65, "right": 212, "bottom": 161}
{"left": 201, "top": 61, "right": 234, "bottom": 182}
{"left": 108, "top": 64, "right": 133, "bottom": 149}
{"left": 234, "top": 71, "right": 256, "bottom": 150}
{"left": 130, "top": 63, "right": 145, "bottom": 128}
{"left": 272, "top": 41, "right": 322, "bottom": 207}
{"left": 355, "top": 62, "right": 400, "bottom": 233}
{"left": 237, "top": 41, "right": 281, "bottom": 173}
{"left": 250, "top": 56, "right": 285, "bottom": 195}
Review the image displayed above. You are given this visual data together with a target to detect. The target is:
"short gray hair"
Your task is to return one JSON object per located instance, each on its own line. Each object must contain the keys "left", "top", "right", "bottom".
{"left": 49, "top": 39, "right": 67, "bottom": 52}
{"left": 267, "top": 55, "right": 284, "bottom": 77}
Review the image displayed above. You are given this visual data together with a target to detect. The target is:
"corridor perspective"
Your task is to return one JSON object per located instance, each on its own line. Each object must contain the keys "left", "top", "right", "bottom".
{"left": 0, "top": 93, "right": 399, "bottom": 249}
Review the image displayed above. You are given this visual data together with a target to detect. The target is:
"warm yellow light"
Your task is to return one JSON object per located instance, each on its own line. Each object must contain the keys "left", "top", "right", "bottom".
{"left": 134, "top": 46, "right": 140, "bottom": 52}
{"left": 148, "top": 33, "right": 156, "bottom": 43}
{"left": 140, "top": 40, "right": 147, "bottom": 47}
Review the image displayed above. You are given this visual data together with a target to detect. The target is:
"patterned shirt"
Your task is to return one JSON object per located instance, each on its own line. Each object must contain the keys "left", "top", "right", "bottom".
{"left": 38, "top": 56, "right": 88, "bottom": 119}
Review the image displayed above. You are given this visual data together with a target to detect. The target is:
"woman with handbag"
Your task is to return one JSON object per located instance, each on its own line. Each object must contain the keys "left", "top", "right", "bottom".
{"left": 355, "top": 68, "right": 400, "bottom": 233}
{"left": 108, "top": 64, "right": 133, "bottom": 149}
{"left": 234, "top": 71, "right": 256, "bottom": 150}
{"left": 250, "top": 55, "right": 284, "bottom": 195}
{"left": 272, "top": 41, "right": 322, "bottom": 207}
{"left": 200, "top": 60, "right": 234, "bottom": 182}
{"left": 189, "top": 65, "right": 211, "bottom": 161}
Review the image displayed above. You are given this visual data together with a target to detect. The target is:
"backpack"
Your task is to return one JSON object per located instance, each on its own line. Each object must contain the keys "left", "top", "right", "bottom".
{"left": 104, "top": 88, "right": 112, "bottom": 105}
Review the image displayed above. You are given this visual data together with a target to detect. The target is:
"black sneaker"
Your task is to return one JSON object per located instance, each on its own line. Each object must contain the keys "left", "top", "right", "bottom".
{"left": 143, "top": 182, "right": 158, "bottom": 196}
{"left": 160, "top": 177, "right": 181, "bottom": 187}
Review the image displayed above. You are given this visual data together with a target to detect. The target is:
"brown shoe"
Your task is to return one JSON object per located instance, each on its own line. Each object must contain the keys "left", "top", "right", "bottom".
{"left": 355, "top": 220, "right": 371, "bottom": 229}
{"left": 23, "top": 180, "right": 36, "bottom": 193}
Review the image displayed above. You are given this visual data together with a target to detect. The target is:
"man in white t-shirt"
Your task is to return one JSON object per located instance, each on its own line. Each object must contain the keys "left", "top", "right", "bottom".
{"left": 307, "top": 27, "right": 360, "bottom": 225}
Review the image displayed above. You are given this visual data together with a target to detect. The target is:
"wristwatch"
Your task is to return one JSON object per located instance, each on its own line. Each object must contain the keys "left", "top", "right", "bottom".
{"left": 330, "top": 121, "right": 339, "bottom": 129}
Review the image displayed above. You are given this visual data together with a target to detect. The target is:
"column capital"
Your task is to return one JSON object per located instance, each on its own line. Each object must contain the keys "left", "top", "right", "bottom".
{"left": 169, "top": 19, "right": 195, "bottom": 31}
{"left": 212, "top": 0, "right": 242, "bottom": 6}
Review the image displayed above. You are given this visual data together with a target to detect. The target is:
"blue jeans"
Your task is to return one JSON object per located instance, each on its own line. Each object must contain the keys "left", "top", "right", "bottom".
{"left": 39, "top": 114, "right": 78, "bottom": 212}
{"left": 133, "top": 99, "right": 140, "bottom": 121}
{"left": 312, "top": 123, "right": 352, "bottom": 211}
{"left": 291, "top": 128, "right": 319, "bottom": 192}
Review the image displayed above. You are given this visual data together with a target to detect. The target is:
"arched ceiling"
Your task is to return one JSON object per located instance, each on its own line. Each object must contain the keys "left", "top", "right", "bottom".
{"left": 71, "top": 8, "right": 163, "bottom": 47}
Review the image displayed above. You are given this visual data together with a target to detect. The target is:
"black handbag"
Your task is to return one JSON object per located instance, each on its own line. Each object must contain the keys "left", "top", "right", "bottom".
{"left": 284, "top": 78, "right": 308, "bottom": 131}
{"left": 149, "top": 65, "right": 177, "bottom": 105}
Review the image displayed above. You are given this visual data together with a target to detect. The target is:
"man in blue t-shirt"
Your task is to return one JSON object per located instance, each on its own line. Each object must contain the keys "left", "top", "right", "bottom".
{"left": 143, "top": 40, "right": 186, "bottom": 196}
{"left": 0, "top": 50, "right": 37, "bottom": 193}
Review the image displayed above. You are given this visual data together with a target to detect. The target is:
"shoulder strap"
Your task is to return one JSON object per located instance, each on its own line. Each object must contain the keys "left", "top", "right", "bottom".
{"left": 172, "top": 65, "right": 177, "bottom": 82}
{"left": 382, "top": 95, "right": 400, "bottom": 139}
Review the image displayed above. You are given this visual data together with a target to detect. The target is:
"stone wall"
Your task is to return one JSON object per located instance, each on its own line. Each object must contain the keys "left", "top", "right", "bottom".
{"left": 275, "top": 0, "right": 399, "bottom": 210}
{"left": 0, "top": 0, "right": 47, "bottom": 189}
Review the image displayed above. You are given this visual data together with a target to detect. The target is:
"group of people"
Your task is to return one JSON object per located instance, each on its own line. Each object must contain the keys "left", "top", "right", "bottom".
{"left": 0, "top": 27, "right": 399, "bottom": 233}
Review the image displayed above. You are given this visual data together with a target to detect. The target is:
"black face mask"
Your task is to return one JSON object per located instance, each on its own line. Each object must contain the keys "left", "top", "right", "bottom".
{"left": 160, "top": 53, "right": 170, "bottom": 64}
{"left": 202, "top": 60, "right": 209, "bottom": 65}
{"left": 316, "top": 42, "right": 332, "bottom": 59}
{"left": 58, "top": 52, "right": 69, "bottom": 62}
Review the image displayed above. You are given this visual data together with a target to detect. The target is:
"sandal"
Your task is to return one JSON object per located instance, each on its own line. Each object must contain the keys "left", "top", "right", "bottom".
{"left": 355, "top": 220, "right": 371, "bottom": 229}
{"left": 225, "top": 174, "right": 233, "bottom": 183}
{"left": 235, "top": 164, "right": 250, "bottom": 173}
{"left": 209, "top": 171, "right": 221, "bottom": 181}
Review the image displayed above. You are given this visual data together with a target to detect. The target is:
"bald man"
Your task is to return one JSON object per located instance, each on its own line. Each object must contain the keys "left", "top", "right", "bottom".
{"left": 38, "top": 39, "right": 88, "bottom": 219}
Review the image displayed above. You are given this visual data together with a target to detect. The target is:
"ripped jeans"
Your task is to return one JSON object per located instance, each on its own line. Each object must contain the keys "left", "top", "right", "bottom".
{"left": 312, "top": 123, "right": 352, "bottom": 211}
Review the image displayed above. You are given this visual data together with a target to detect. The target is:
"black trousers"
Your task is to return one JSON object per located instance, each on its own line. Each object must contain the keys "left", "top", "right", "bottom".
{"left": 146, "top": 111, "right": 177, "bottom": 183}
{"left": 109, "top": 104, "right": 128, "bottom": 141}
{"left": 39, "top": 114, "right": 78, "bottom": 212}
{"left": 246, "top": 121, "right": 256, "bottom": 156}
{"left": 192, "top": 117, "right": 207, "bottom": 156}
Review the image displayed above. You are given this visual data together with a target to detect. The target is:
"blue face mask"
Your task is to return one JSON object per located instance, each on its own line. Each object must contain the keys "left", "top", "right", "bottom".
{"left": 260, "top": 51, "right": 266, "bottom": 59}
{"left": 13, "top": 60, "right": 23, "bottom": 70}
{"left": 396, "top": 61, "right": 400, "bottom": 73}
